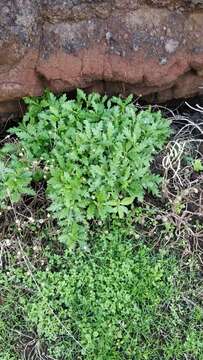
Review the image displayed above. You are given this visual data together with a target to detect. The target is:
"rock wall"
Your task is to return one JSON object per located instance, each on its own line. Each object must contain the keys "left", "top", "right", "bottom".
{"left": 1, "top": 0, "right": 203, "bottom": 114}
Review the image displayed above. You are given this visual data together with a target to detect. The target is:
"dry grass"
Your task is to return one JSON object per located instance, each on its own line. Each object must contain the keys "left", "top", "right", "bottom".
{"left": 160, "top": 104, "right": 203, "bottom": 260}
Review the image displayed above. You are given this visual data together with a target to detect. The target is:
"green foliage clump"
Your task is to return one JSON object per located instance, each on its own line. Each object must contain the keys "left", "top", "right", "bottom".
{"left": 0, "top": 90, "right": 170, "bottom": 246}
{"left": 0, "top": 91, "right": 202, "bottom": 360}
{"left": 1, "top": 226, "right": 202, "bottom": 360}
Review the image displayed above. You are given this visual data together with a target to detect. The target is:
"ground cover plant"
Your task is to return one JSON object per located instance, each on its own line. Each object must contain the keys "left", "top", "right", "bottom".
{"left": 0, "top": 91, "right": 203, "bottom": 360}
{"left": 1, "top": 221, "right": 203, "bottom": 360}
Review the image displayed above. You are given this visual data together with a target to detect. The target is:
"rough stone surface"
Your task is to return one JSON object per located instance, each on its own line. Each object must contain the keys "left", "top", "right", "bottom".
{"left": 1, "top": 0, "right": 203, "bottom": 114}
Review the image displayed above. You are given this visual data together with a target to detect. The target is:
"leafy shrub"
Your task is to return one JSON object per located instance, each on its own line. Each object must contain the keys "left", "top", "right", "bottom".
{"left": 1, "top": 226, "right": 202, "bottom": 360}
{"left": 0, "top": 90, "right": 170, "bottom": 246}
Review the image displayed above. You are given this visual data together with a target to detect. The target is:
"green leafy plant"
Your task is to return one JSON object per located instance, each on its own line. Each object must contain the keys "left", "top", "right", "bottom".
{"left": 193, "top": 159, "right": 203, "bottom": 172}
{"left": 1, "top": 226, "right": 202, "bottom": 360}
{"left": 0, "top": 90, "right": 170, "bottom": 246}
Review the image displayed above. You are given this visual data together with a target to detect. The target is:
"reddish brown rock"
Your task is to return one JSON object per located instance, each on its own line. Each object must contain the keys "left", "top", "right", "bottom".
{"left": 0, "top": 0, "right": 203, "bottom": 115}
